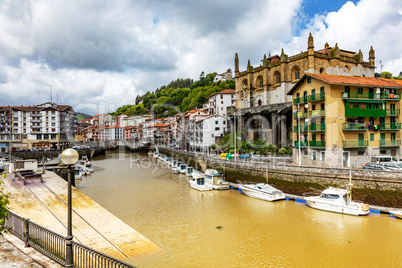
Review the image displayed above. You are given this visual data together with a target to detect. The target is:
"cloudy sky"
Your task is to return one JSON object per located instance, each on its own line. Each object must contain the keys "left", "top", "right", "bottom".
{"left": 0, "top": 0, "right": 401, "bottom": 115}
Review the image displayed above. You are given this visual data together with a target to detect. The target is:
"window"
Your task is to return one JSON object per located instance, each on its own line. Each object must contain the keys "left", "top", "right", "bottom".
{"left": 215, "top": 121, "right": 218, "bottom": 124}
{"left": 221, "top": 101, "right": 223, "bottom": 104}
{"left": 321, "top": 151, "right": 325, "bottom": 161}
{"left": 345, "top": 86, "right": 350, "bottom": 92}
{"left": 276, "top": 76, "right": 281, "bottom": 84}
{"left": 295, "top": 71, "right": 300, "bottom": 80}
{"left": 223, "top": 121, "right": 226, "bottom": 124}
{"left": 370, "top": 134, "right": 374, "bottom": 141}
{"left": 52, "top": 123, "right": 55, "bottom": 126}
{"left": 312, "top": 151, "right": 317, "bottom": 160}
{"left": 51, "top": 134, "right": 56, "bottom": 139}
{"left": 380, "top": 150, "right": 387, "bottom": 155}
{"left": 357, "top": 87, "right": 363, "bottom": 94}
{"left": 221, "top": 95, "right": 223, "bottom": 99}
{"left": 259, "top": 80, "right": 263, "bottom": 88}
{"left": 215, "top": 127, "right": 220, "bottom": 131}
{"left": 307, "top": 77, "right": 312, "bottom": 84}
{"left": 358, "top": 151, "right": 365, "bottom": 155}
{"left": 36, "top": 134, "right": 41, "bottom": 140}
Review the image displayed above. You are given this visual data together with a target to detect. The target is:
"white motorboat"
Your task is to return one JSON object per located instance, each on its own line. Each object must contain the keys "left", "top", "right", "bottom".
{"left": 74, "top": 167, "right": 82, "bottom": 180}
{"left": 303, "top": 186, "right": 370, "bottom": 216}
{"left": 185, "top": 167, "right": 194, "bottom": 177}
{"left": 390, "top": 210, "right": 402, "bottom": 219}
{"left": 172, "top": 167, "right": 180, "bottom": 174}
{"left": 148, "top": 151, "right": 153, "bottom": 155}
{"left": 189, "top": 171, "right": 213, "bottom": 191}
{"left": 153, "top": 152, "right": 158, "bottom": 158}
{"left": 204, "top": 169, "right": 229, "bottom": 190}
{"left": 179, "top": 164, "right": 187, "bottom": 174}
{"left": 239, "top": 183, "right": 286, "bottom": 201}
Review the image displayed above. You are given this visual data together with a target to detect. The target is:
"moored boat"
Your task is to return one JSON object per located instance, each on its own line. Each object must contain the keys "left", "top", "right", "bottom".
{"left": 185, "top": 166, "right": 194, "bottom": 177}
{"left": 303, "top": 186, "right": 370, "bottom": 216}
{"left": 189, "top": 171, "right": 213, "bottom": 191}
{"left": 172, "top": 167, "right": 180, "bottom": 174}
{"left": 390, "top": 210, "right": 402, "bottom": 219}
{"left": 239, "top": 183, "right": 286, "bottom": 201}
{"left": 179, "top": 164, "right": 187, "bottom": 174}
{"left": 204, "top": 169, "right": 229, "bottom": 190}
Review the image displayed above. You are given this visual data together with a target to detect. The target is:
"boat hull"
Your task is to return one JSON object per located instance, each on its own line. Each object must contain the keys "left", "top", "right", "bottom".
{"left": 239, "top": 185, "right": 285, "bottom": 202}
{"left": 189, "top": 180, "right": 213, "bottom": 191}
{"left": 304, "top": 197, "right": 370, "bottom": 216}
{"left": 390, "top": 211, "right": 402, "bottom": 219}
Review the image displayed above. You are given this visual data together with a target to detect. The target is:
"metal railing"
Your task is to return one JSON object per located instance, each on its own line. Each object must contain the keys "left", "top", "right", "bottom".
{"left": 342, "top": 140, "right": 368, "bottom": 148}
{"left": 5, "top": 209, "right": 135, "bottom": 268}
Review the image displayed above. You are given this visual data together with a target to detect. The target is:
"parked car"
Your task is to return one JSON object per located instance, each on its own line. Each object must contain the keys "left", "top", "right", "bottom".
{"left": 370, "top": 156, "right": 398, "bottom": 164}
{"left": 363, "top": 163, "right": 385, "bottom": 170}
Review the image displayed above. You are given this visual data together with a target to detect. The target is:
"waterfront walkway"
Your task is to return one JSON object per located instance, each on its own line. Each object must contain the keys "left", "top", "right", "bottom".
{"left": 1, "top": 171, "right": 161, "bottom": 264}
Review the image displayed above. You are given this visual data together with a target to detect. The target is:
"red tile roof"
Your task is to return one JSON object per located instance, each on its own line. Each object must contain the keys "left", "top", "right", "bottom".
{"left": 288, "top": 74, "right": 402, "bottom": 95}
{"left": 308, "top": 74, "right": 401, "bottom": 87}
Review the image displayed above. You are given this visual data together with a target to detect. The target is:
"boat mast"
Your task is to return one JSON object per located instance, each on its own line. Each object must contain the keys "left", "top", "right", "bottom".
{"left": 348, "top": 169, "right": 353, "bottom": 202}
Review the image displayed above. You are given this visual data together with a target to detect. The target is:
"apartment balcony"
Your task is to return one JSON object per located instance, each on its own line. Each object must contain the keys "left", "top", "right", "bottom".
{"left": 307, "top": 92, "right": 325, "bottom": 103}
{"left": 309, "top": 124, "right": 325, "bottom": 132}
{"left": 342, "top": 92, "right": 400, "bottom": 101}
{"left": 383, "top": 93, "right": 401, "bottom": 101}
{"left": 293, "top": 96, "right": 308, "bottom": 104}
{"left": 294, "top": 141, "right": 308, "bottom": 148}
{"left": 308, "top": 110, "right": 325, "bottom": 118}
{"left": 342, "top": 140, "right": 368, "bottom": 148}
{"left": 379, "top": 139, "right": 401, "bottom": 147}
{"left": 293, "top": 125, "right": 308, "bottom": 133}
{"left": 309, "top": 140, "right": 325, "bottom": 148}
{"left": 293, "top": 111, "right": 307, "bottom": 119}
{"left": 380, "top": 123, "right": 401, "bottom": 131}
{"left": 342, "top": 123, "right": 368, "bottom": 131}
{"left": 387, "top": 109, "right": 400, "bottom": 116}
{"left": 345, "top": 105, "right": 386, "bottom": 117}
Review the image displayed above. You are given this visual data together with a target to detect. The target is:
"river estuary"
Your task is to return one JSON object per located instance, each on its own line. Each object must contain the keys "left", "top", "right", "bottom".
{"left": 76, "top": 152, "right": 402, "bottom": 267}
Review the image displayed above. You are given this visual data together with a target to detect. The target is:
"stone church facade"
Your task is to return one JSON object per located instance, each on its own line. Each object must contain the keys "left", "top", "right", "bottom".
{"left": 233, "top": 33, "right": 376, "bottom": 147}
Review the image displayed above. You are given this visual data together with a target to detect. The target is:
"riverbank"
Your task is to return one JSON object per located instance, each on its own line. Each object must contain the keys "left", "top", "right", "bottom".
{"left": 1, "top": 170, "right": 161, "bottom": 261}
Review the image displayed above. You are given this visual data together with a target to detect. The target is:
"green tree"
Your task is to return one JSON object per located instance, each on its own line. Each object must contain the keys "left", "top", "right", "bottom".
{"left": 0, "top": 180, "right": 10, "bottom": 234}
{"left": 381, "top": 72, "right": 392, "bottom": 79}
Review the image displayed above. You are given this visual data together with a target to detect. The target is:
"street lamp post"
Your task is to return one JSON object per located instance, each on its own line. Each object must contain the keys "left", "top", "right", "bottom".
{"left": 60, "top": 148, "right": 79, "bottom": 268}
{"left": 297, "top": 104, "right": 301, "bottom": 166}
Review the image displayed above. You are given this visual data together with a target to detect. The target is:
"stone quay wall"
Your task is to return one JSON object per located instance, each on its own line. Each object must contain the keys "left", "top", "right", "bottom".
{"left": 160, "top": 148, "right": 402, "bottom": 191}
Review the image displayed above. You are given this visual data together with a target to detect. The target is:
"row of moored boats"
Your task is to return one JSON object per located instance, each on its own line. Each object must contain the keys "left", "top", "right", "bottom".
{"left": 149, "top": 151, "right": 402, "bottom": 218}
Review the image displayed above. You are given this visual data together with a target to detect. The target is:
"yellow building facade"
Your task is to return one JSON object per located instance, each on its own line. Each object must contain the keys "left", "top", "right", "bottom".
{"left": 288, "top": 73, "right": 402, "bottom": 168}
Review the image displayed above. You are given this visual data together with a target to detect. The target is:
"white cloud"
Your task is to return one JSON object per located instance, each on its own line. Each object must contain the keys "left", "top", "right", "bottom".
{"left": 0, "top": 0, "right": 401, "bottom": 114}
{"left": 285, "top": 0, "right": 402, "bottom": 76}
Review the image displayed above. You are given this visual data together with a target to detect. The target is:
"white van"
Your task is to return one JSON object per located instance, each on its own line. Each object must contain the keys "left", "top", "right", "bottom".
{"left": 370, "top": 156, "right": 398, "bottom": 164}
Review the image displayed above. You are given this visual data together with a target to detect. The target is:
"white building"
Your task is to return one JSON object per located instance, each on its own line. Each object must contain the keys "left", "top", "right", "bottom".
{"left": 104, "top": 125, "right": 124, "bottom": 141}
{"left": 203, "top": 89, "right": 235, "bottom": 117}
{"left": 0, "top": 102, "right": 76, "bottom": 150}
{"left": 193, "top": 114, "right": 228, "bottom": 152}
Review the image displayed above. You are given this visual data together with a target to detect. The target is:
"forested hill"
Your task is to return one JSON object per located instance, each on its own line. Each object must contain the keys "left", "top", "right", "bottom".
{"left": 112, "top": 72, "right": 235, "bottom": 117}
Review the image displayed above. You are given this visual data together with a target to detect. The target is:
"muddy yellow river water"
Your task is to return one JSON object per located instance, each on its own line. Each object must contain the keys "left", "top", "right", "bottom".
{"left": 76, "top": 152, "right": 402, "bottom": 267}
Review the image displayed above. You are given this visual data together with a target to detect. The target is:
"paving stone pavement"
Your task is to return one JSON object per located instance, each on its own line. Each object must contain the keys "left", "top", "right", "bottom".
{"left": 0, "top": 233, "right": 61, "bottom": 268}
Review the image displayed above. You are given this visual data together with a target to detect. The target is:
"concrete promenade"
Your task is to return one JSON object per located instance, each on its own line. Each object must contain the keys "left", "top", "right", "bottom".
{"left": 1, "top": 170, "right": 161, "bottom": 265}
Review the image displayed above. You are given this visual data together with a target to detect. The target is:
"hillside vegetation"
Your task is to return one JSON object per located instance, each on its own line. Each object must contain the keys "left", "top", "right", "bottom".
{"left": 112, "top": 72, "right": 235, "bottom": 117}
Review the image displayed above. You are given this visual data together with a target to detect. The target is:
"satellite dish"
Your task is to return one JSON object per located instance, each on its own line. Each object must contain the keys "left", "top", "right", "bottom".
{"left": 304, "top": 104, "right": 309, "bottom": 109}
{"left": 305, "top": 119, "right": 309, "bottom": 123}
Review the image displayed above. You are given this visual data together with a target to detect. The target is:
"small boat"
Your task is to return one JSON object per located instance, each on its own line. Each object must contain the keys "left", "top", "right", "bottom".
{"left": 148, "top": 151, "right": 153, "bottom": 155}
{"left": 153, "top": 152, "right": 158, "bottom": 158}
{"left": 172, "top": 167, "right": 180, "bottom": 174}
{"left": 239, "top": 183, "right": 286, "bottom": 201}
{"left": 303, "top": 186, "right": 370, "bottom": 216}
{"left": 185, "top": 167, "right": 194, "bottom": 177}
{"left": 179, "top": 164, "right": 187, "bottom": 174}
{"left": 74, "top": 167, "right": 82, "bottom": 180}
{"left": 390, "top": 210, "right": 402, "bottom": 219}
{"left": 204, "top": 169, "right": 229, "bottom": 190}
{"left": 189, "top": 171, "right": 213, "bottom": 191}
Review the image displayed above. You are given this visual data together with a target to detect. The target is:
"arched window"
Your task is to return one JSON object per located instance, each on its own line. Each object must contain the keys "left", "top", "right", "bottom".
{"left": 274, "top": 71, "right": 281, "bottom": 85}
{"left": 256, "top": 75, "right": 263, "bottom": 89}
{"left": 291, "top": 66, "right": 300, "bottom": 81}
{"left": 320, "top": 67, "right": 325, "bottom": 74}
{"left": 242, "top": 79, "right": 248, "bottom": 89}
{"left": 258, "top": 100, "right": 262, "bottom": 106}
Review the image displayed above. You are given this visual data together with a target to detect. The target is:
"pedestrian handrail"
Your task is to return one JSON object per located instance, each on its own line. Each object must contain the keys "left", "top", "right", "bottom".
{"left": 5, "top": 209, "right": 136, "bottom": 268}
